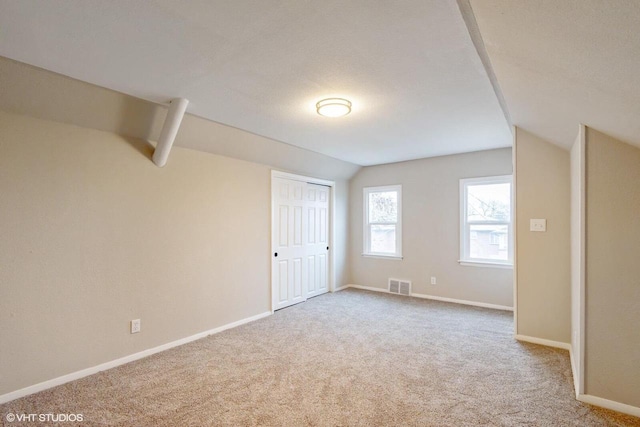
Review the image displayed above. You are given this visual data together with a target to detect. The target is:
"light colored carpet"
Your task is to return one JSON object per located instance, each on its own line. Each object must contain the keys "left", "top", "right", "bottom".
{"left": 1, "top": 289, "right": 639, "bottom": 426}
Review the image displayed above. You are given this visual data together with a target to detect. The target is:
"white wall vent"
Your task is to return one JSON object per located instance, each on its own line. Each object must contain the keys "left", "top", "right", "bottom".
{"left": 388, "top": 278, "right": 411, "bottom": 296}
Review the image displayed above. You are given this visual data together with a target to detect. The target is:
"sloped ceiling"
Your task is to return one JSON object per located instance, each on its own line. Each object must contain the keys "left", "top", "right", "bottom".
{"left": 0, "top": 0, "right": 512, "bottom": 166}
{"left": 470, "top": 0, "right": 640, "bottom": 149}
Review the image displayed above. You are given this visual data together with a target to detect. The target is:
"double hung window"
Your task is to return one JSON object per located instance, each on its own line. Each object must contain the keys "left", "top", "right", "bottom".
{"left": 460, "top": 176, "right": 512, "bottom": 266}
{"left": 363, "top": 185, "right": 402, "bottom": 258}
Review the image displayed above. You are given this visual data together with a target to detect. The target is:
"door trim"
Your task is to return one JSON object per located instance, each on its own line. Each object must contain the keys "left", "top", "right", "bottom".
{"left": 270, "top": 170, "right": 336, "bottom": 312}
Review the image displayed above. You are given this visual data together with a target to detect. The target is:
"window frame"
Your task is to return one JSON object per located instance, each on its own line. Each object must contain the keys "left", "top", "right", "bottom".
{"left": 459, "top": 175, "right": 513, "bottom": 268}
{"left": 363, "top": 185, "right": 403, "bottom": 259}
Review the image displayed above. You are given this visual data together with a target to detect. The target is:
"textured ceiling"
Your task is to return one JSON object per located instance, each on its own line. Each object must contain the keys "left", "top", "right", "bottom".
{"left": 470, "top": 0, "right": 640, "bottom": 150}
{"left": 0, "top": 0, "right": 512, "bottom": 166}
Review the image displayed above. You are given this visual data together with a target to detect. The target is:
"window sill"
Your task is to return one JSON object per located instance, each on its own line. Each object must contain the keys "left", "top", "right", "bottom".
{"left": 458, "top": 260, "right": 513, "bottom": 269}
{"left": 362, "top": 254, "right": 403, "bottom": 261}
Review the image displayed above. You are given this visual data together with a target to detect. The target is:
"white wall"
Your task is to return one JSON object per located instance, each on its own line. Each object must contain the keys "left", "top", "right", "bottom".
{"left": 349, "top": 148, "right": 513, "bottom": 307}
{"left": 514, "top": 128, "right": 571, "bottom": 343}
{"left": 569, "top": 126, "right": 585, "bottom": 392}
{"left": 584, "top": 128, "right": 640, "bottom": 408}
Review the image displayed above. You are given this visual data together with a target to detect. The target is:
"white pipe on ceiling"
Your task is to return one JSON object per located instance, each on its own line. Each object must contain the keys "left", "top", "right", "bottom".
{"left": 152, "top": 97, "right": 189, "bottom": 167}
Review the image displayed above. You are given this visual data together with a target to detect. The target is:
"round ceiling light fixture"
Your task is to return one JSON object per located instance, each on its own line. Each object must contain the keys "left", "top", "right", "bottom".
{"left": 316, "top": 98, "right": 352, "bottom": 117}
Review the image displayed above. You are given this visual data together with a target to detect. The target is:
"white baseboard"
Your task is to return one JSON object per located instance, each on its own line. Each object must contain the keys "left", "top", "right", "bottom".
{"left": 333, "top": 285, "right": 350, "bottom": 292}
{"left": 514, "top": 334, "right": 571, "bottom": 350}
{"left": 344, "top": 282, "right": 639, "bottom": 417}
{"left": 344, "top": 284, "right": 513, "bottom": 311}
{"left": 346, "top": 284, "right": 388, "bottom": 293}
{"left": 349, "top": 286, "right": 640, "bottom": 418}
{"left": 577, "top": 393, "right": 640, "bottom": 418}
{"left": 411, "top": 292, "right": 513, "bottom": 311}
{"left": 567, "top": 348, "right": 640, "bottom": 417}
{"left": 0, "top": 311, "right": 272, "bottom": 404}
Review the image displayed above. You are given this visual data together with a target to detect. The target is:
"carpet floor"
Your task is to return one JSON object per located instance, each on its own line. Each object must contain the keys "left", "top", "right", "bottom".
{"left": 1, "top": 289, "right": 639, "bottom": 426}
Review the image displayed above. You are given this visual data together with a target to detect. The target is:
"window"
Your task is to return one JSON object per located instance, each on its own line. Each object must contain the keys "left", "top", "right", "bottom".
{"left": 460, "top": 176, "right": 512, "bottom": 266}
{"left": 363, "top": 185, "right": 402, "bottom": 258}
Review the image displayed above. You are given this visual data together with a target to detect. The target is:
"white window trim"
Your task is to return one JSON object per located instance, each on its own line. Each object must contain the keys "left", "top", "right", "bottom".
{"left": 363, "top": 185, "right": 402, "bottom": 259}
{"left": 459, "top": 175, "right": 513, "bottom": 268}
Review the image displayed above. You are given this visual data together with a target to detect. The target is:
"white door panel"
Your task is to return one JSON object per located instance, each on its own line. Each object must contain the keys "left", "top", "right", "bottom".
{"left": 272, "top": 178, "right": 307, "bottom": 310}
{"left": 307, "top": 255, "right": 316, "bottom": 294}
{"left": 319, "top": 207, "right": 327, "bottom": 244}
{"left": 292, "top": 257, "right": 303, "bottom": 298}
{"left": 305, "top": 184, "right": 330, "bottom": 299}
{"left": 318, "top": 253, "right": 328, "bottom": 293}
{"left": 278, "top": 206, "right": 288, "bottom": 247}
{"left": 272, "top": 178, "right": 330, "bottom": 309}
{"left": 293, "top": 206, "right": 303, "bottom": 246}
{"left": 277, "top": 260, "right": 288, "bottom": 304}
{"left": 308, "top": 208, "right": 316, "bottom": 244}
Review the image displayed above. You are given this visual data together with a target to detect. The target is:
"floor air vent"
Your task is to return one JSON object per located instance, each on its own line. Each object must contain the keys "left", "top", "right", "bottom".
{"left": 388, "top": 278, "right": 411, "bottom": 296}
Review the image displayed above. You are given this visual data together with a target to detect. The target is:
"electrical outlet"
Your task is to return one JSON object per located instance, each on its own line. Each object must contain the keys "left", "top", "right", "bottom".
{"left": 130, "top": 319, "right": 141, "bottom": 334}
{"left": 430, "top": 276, "right": 437, "bottom": 285}
{"left": 530, "top": 219, "right": 547, "bottom": 232}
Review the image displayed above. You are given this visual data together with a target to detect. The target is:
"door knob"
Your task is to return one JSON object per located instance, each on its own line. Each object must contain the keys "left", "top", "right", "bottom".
{"left": 274, "top": 252, "right": 278, "bottom": 257}
{"left": 326, "top": 246, "right": 329, "bottom": 250}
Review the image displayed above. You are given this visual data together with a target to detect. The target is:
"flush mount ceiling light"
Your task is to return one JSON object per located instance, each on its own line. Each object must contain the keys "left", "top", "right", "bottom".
{"left": 316, "top": 98, "right": 352, "bottom": 117}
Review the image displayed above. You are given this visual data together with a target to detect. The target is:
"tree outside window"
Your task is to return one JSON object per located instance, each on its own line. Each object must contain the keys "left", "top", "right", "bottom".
{"left": 363, "top": 185, "right": 402, "bottom": 258}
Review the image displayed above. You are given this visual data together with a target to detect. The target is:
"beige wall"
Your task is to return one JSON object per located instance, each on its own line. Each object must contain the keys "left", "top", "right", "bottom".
{"left": 0, "top": 56, "right": 360, "bottom": 181}
{"left": 0, "top": 110, "right": 351, "bottom": 397}
{"left": 514, "top": 128, "right": 570, "bottom": 343}
{"left": 0, "top": 57, "right": 164, "bottom": 143}
{"left": 0, "top": 56, "right": 360, "bottom": 398}
{"left": 333, "top": 183, "right": 350, "bottom": 289}
{"left": 349, "top": 148, "right": 513, "bottom": 307}
{"left": 585, "top": 128, "right": 640, "bottom": 407}
{"left": 0, "top": 111, "right": 263, "bottom": 395}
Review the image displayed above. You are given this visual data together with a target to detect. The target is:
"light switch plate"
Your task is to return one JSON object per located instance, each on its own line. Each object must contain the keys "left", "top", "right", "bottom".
{"left": 530, "top": 219, "right": 547, "bottom": 232}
